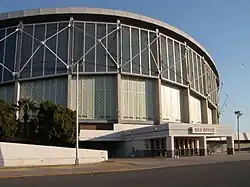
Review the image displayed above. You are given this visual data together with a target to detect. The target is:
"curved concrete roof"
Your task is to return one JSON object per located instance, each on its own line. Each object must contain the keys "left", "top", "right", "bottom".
{"left": 0, "top": 7, "right": 218, "bottom": 77}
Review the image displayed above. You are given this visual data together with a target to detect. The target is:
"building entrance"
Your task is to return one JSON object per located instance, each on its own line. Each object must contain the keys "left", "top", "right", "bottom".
{"left": 174, "top": 137, "right": 199, "bottom": 156}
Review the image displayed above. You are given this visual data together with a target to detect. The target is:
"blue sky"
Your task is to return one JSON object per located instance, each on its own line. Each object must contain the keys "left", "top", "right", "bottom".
{"left": 0, "top": 0, "right": 249, "bottom": 132}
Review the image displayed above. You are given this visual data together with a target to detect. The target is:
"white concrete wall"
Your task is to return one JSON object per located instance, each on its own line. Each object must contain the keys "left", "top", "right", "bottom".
{"left": 79, "top": 124, "right": 152, "bottom": 141}
{"left": 0, "top": 142, "right": 108, "bottom": 167}
{"left": 161, "top": 85, "right": 181, "bottom": 122}
{"left": 207, "top": 108, "right": 213, "bottom": 124}
{"left": 189, "top": 95, "right": 202, "bottom": 124}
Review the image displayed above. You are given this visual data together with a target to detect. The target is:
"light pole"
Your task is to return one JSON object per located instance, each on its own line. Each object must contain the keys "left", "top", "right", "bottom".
{"left": 234, "top": 110, "right": 243, "bottom": 152}
{"left": 75, "top": 62, "right": 80, "bottom": 165}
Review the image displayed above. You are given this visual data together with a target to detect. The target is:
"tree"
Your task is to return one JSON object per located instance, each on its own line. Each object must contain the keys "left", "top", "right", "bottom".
{"left": 36, "top": 101, "right": 76, "bottom": 147}
{"left": 14, "top": 98, "right": 38, "bottom": 138}
{"left": 0, "top": 100, "right": 19, "bottom": 140}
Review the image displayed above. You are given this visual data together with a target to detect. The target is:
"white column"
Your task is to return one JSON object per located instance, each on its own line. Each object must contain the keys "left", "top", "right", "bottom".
{"left": 199, "top": 136, "right": 207, "bottom": 156}
{"left": 227, "top": 136, "right": 235, "bottom": 155}
{"left": 166, "top": 136, "right": 174, "bottom": 158}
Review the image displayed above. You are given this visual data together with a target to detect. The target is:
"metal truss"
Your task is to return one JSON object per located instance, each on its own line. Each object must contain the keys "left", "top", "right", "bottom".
{"left": 72, "top": 22, "right": 120, "bottom": 69}
{"left": 120, "top": 26, "right": 160, "bottom": 73}
{"left": 0, "top": 21, "right": 71, "bottom": 79}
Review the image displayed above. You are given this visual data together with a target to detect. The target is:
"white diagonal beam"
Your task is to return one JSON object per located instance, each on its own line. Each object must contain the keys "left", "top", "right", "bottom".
{"left": 44, "top": 25, "right": 69, "bottom": 43}
{"left": 0, "top": 62, "right": 13, "bottom": 74}
{"left": 160, "top": 53, "right": 186, "bottom": 75}
{"left": 44, "top": 43, "right": 69, "bottom": 69}
{"left": 18, "top": 45, "right": 42, "bottom": 74}
{"left": 99, "top": 40, "right": 119, "bottom": 68}
{"left": 0, "top": 29, "right": 18, "bottom": 43}
{"left": 72, "top": 24, "right": 119, "bottom": 68}
{"left": 121, "top": 35, "right": 159, "bottom": 68}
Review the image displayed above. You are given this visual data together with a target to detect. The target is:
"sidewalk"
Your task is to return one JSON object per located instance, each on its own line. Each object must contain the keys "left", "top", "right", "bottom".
{"left": 1, "top": 152, "right": 250, "bottom": 179}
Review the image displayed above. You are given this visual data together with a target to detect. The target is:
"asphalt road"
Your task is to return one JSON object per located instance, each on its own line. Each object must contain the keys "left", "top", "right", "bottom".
{"left": 0, "top": 160, "right": 249, "bottom": 187}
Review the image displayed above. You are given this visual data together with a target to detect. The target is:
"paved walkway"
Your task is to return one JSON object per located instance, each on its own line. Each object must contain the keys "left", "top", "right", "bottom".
{"left": 0, "top": 152, "right": 250, "bottom": 179}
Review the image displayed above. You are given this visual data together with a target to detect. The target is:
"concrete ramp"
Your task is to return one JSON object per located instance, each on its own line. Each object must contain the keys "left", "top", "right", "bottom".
{"left": 0, "top": 142, "right": 108, "bottom": 167}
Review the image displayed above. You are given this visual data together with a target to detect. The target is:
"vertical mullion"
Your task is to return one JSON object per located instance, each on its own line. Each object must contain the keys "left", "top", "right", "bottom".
{"left": 55, "top": 23, "right": 59, "bottom": 74}
{"left": 14, "top": 27, "right": 19, "bottom": 74}
{"left": 173, "top": 40, "right": 176, "bottom": 82}
{"left": 196, "top": 54, "right": 199, "bottom": 92}
{"left": 159, "top": 35, "right": 162, "bottom": 73}
{"left": 117, "top": 27, "right": 123, "bottom": 72}
{"left": 156, "top": 30, "right": 160, "bottom": 74}
{"left": 66, "top": 18, "right": 74, "bottom": 68}
{"left": 120, "top": 26, "right": 123, "bottom": 70}
{"left": 200, "top": 57, "right": 204, "bottom": 94}
{"left": 83, "top": 22, "right": 86, "bottom": 72}
{"left": 129, "top": 27, "right": 132, "bottom": 73}
{"left": 94, "top": 23, "right": 97, "bottom": 72}
{"left": 1, "top": 29, "right": 6, "bottom": 82}
{"left": 42, "top": 24, "right": 47, "bottom": 76}
{"left": 191, "top": 50, "right": 195, "bottom": 89}
{"left": 166, "top": 37, "right": 169, "bottom": 80}
{"left": 30, "top": 25, "right": 35, "bottom": 77}
{"left": 148, "top": 31, "right": 151, "bottom": 76}
{"left": 139, "top": 28, "right": 142, "bottom": 75}
{"left": 106, "top": 24, "right": 108, "bottom": 72}
{"left": 179, "top": 43, "right": 183, "bottom": 84}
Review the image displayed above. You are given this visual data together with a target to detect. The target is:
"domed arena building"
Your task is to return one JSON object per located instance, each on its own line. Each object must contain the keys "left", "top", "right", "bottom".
{"left": 0, "top": 7, "right": 234, "bottom": 157}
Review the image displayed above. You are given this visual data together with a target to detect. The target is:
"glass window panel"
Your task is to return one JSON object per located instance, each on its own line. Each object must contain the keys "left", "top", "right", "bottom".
{"left": 160, "top": 36, "right": 168, "bottom": 79}
{"left": 150, "top": 32, "right": 158, "bottom": 76}
{"left": 203, "top": 62, "right": 208, "bottom": 94}
{"left": 20, "top": 26, "right": 33, "bottom": 79}
{"left": 188, "top": 49, "right": 194, "bottom": 88}
{"left": 44, "top": 23, "right": 57, "bottom": 76}
{"left": 3, "top": 28, "right": 16, "bottom": 81}
{"left": 85, "top": 23, "right": 95, "bottom": 72}
{"left": 96, "top": 24, "right": 106, "bottom": 72}
{"left": 197, "top": 56, "right": 203, "bottom": 94}
{"left": 74, "top": 23, "right": 84, "bottom": 72}
{"left": 141, "top": 30, "right": 149, "bottom": 75}
{"left": 121, "top": 26, "right": 130, "bottom": 73}
{"left": 174, "top": 41, "right": 181, "bottom": 84}
{"left": 56, "top": 23, "right": 68, "bottom": 74}
{"left": 167, "top": 38, "right": 175, "bottom": 81}
{"left": 32, "top": 24, "right": 45, "bottom": 77}
{"left": 107, "top": 24, "right": 117, "bottom": 72}
{"left": 0, "top": 29, "right": 5, "bottom": 82}
{"left": 193, "top": 52, "right": 198, "bottom": 91}
{"left": 131, "top": 28, "right": 140, "bottom": 74}
{"left": 181, "top": 44, "right": 187, "bottom": 85}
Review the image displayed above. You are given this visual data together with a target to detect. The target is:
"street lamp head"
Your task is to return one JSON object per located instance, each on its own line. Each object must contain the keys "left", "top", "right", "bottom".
{"left": 234, "top": 110, "right": 243, "bottom": 117}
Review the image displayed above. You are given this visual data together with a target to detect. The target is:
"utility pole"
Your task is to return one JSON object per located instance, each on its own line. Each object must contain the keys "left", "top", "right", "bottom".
{"left": 234, "top": 110, "right": 243, "bottom": 152}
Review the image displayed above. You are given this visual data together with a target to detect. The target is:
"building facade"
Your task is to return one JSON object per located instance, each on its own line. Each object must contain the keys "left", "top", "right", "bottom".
{"left": 0, "top": 7, "right": 234, "bottom": 158}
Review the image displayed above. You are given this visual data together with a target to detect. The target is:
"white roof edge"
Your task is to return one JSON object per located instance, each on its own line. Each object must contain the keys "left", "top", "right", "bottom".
{"left": 0, "top": 7, "right": 218, "bottom": 76}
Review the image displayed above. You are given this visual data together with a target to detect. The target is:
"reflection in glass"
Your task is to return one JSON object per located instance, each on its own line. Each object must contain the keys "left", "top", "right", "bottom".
{"left": 174, "top": 41, "right": 181, "bottom": 84}
{"left": 20, "top": 26, "right": 33, "bottom": 79}
{"left": 57, "top": 23, "right": 68, "bottom": 74}
{"left": 85, "top": 23, "right": 95, "bottom": 72}
{"left": 160, "top": 36, "right": 168, "bottom": 79}
{"left": 45, "top": 23, "right": 57, "bottom": 75}
{"left": 141, "top": 30, "right": 149, "bottom": 75}
{"left": 150, "top": 32, "right": 158, "bottom": 76}
{"left": 32, "top": 24, "right": 45, "bottom": 77}
{"left": 107, "top": 24, "right": 117, "bottom": 72}
{"left": 168, "top": 38, "right": 175, "bottom": 81}
{"left": 121, "top": 26, "right": 130, "bottom": 73}
{"left": 73, "top": 23, "right": 84, "bottom": 72}
{"left": 0, "top": 29, "right": 5, "bottom": 82}
{"left": 131, "top": 28, "right": 140, "bottom": 74}
{"left": 3, "top": 28, "right": 17, "bottom": 81}
{"left": 96, "top": 24, "right": 106, "bottom": 72}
